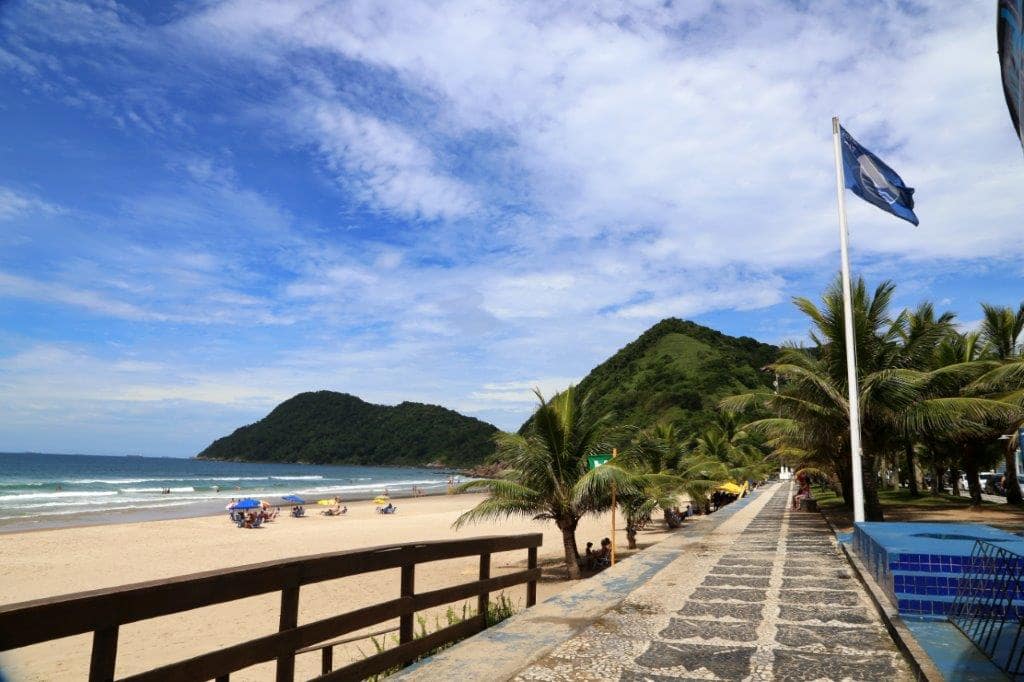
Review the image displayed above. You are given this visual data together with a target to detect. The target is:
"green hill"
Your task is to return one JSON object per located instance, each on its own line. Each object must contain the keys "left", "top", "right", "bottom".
{"left": 522, "top": 318, "right": 777, "bottom": 437}
{"left": 196, "top": 391, "right": 498, "bottom": 467}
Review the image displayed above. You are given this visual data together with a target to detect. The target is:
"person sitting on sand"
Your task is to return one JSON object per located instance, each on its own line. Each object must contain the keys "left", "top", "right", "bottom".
{"left": 594, "top": 538, "right": 612, "bottom": 569}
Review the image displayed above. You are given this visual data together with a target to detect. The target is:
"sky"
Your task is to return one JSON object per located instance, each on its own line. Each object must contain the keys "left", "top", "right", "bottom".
{"left": 0, "top": 0, "right": 1022, "bottom": 457}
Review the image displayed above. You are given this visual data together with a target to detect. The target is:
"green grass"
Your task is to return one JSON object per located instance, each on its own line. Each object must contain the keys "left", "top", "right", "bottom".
{"left": 814, "top": 485, "right": 990, "bottom": 510}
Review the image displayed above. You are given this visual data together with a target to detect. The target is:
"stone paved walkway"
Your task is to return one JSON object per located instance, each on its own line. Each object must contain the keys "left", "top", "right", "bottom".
{"left": 513, "top": 483, "right": 914, "bottom": 681}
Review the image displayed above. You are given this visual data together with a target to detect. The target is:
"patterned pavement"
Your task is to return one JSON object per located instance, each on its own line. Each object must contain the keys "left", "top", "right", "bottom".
{"left": 513, "top": 483, "right": 914, "bottom": 681}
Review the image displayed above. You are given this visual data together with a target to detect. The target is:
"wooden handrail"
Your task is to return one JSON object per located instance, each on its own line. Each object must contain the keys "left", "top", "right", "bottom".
{"left": 0, "top": 533, "right": 542, "bottom": 682}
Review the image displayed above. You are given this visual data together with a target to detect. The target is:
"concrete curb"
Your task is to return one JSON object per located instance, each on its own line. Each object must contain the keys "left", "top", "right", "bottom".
{"left": 819, "top": 512, "right": 944, "bottom": 682}
{"left": 389, "top": 485, "right": 772, "bottom": 681}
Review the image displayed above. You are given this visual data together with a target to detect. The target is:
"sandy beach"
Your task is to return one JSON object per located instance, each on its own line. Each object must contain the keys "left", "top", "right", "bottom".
{"left": 0, "top": 492, "right": 679, "bottom": 681}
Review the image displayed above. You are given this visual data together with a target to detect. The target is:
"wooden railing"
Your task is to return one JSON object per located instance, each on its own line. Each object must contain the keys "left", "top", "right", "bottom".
{"left": 0, "top": 533, "right": 542, "bottom": 682}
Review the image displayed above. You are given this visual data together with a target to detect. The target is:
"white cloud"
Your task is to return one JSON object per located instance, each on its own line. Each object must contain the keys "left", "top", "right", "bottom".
{"left": 0, "top": 187, "right": 61, "bottom": 221}
{"left": 298, "top": 98, "right": 478, "bottom": 220}
{"left": 3, "top": 1, "right": 1024, "bottom": 453}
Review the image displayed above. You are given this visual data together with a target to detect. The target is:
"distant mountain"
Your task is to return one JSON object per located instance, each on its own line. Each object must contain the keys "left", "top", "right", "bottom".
{"left": 521, "top": 318, "right": 778, "bottom": 437}
{"left": 197, "top": 391, "right": 499, "bottom": 467}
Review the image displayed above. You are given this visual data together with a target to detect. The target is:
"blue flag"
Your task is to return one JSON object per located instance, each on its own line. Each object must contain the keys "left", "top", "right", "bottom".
{"left": 840, "top": 126, "right": 919, "bottom": 226}
{"left": 998, "top": 0, "right": 1024, "bottom": 152}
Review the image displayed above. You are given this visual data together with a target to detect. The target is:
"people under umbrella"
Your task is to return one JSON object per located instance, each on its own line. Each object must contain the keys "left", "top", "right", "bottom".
{"left": 227, "top": 498, "right": 275, "bottom": 528}
{"left": 282, "top": 494, "right": 306, "bottom": 517}
{"left": 320, "top": 496, "right": 347, "bottom": 516}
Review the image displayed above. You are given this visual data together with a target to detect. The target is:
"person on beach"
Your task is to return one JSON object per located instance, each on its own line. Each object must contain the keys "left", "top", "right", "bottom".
{"left": 594, "top": 538, "right": 612, "bottom": 569}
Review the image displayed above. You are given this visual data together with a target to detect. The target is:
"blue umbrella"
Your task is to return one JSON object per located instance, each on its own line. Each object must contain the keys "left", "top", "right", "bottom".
{"left": 282, "top": 494, "right": 305, "bottom": 504}
{"left": 232, "top": 498, "right": 262, "bottom": 510}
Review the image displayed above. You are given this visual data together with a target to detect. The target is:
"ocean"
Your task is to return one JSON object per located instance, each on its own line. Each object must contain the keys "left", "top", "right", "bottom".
{"left": 0, "top": 452, "right": 457, "bottom": 532}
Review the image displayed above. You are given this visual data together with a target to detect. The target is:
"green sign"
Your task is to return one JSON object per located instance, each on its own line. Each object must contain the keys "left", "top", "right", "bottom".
{"left": 588, "top": 454, "right": 613, "bottom": 470}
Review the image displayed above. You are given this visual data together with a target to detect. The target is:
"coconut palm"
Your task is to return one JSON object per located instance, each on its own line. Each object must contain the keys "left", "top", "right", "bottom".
{"left": 894, "top": 302, "right": 957, "bottom": 495}
{"left": 453, "top": 386, "right": 623, "bottom": 579}
{"left": 974, "top": 302, "right": 1024, "bottom": 503}
{"left": 722, "top": 277, "right": 1019, "bottom": 519}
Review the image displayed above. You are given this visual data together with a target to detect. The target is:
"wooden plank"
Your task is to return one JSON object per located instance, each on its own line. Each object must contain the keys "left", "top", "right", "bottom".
{"left": 118, "top": 571, "right": 541, "bottom": 682}
{"left": 410, "top": 569, "right": 540, "bottom": 614}
{"left": 0, "top": 533, "right": 542, "bottom": 651}
{"left": 314, "top": 618, "right": 482, "bottom": 682}
{"left": 119, "top": 598, "right": 409, "bottom": 682}
{"left": 295, "top": 626, "right": 399, "bottom": 655}
{"left": 276, "top": 584, "right": 300, "bottom": 682}
{"left": 399, "top": 565, "right": 415, "bottom": 646}
{"left": 527, "top": 547, "right": 538, "bottom": 607}
{"left": 478, "top": 553, "right": 491, "bottom": 628}
{"left": 88, "top": 626, "right": 118, "bottom": 682}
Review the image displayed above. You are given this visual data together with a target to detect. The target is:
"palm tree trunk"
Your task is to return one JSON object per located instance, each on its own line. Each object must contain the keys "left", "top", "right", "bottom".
{"left": 626, "top": 524, "right": 638, "bottom": 550}
{"left": 862, "top": 454, "right": 885, "bottom": 521}
{"left": 1005, "top": 447, "right": 1023, "bottom": 505}
{"left": 931, "top": 463, "right": 945, "bottom": 496}
{"left": 557, "top": 519, "right": 582, "bottom": 580}
{"left": 964, "top": 447, "right": 983, "bottom": 507}
{"left": 905, "top": 442, "right": 920, "bottom": 496}
{"left": 837, "top": 462, "right": 853, "bottom": 508}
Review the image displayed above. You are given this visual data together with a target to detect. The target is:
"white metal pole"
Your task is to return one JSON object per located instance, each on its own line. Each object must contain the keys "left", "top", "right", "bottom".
{"left": 831, "top": 115, "right": 866, "bottom": 524}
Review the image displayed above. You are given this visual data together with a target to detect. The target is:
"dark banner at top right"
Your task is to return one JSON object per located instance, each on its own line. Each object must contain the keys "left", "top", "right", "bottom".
{"left": 999, "top": 0, "right": 1024, "bottom": 152}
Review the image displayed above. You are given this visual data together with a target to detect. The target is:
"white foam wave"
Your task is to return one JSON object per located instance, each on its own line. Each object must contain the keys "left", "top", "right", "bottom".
{"left": 62, "top": 478, "right": 152, "bottom": 484}
{"left": 0, "top": 491, "right": 119, "bottom": 502}
{"left": 118, "top": 487, "right": 196, "bottom": 493}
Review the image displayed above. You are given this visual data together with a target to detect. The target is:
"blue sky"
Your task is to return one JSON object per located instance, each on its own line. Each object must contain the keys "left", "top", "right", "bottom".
{"left": 1, "top": 0, "right": 1022, "bottom": 457}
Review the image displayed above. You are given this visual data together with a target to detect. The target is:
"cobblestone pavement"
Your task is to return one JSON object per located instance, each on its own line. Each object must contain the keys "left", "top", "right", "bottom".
{"left": 513, "top": 483, "right": 914, "bottom": 681}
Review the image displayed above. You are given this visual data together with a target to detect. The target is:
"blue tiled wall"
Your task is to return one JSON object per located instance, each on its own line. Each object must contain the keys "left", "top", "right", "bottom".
{"left": 853, "top": 522, "right": 1024, "bottom": 620}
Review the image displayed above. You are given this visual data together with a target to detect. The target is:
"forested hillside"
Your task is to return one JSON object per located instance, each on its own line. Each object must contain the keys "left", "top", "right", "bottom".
{"left": 197, "top": 391, "right": 498, "bottom": 467}
{"left": 521, "top": 318, "right": 777, "bottom": 437}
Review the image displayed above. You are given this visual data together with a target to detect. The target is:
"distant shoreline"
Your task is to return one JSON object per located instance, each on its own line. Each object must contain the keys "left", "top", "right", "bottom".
{"left": 0, "top": 452, "right": 474, "bottom": 535}
{"left": 0, "top": 482, "right": 459, "bottom": 535}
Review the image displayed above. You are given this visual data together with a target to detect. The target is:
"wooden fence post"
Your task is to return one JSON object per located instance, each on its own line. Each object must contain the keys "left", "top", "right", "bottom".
{"left": 399, "top": 564, "right": 415, "bottom": 646}
{"left": 89, "top": 626, "right": 118, "bottom": 682}
{"left": 276, "top": 585, "right": 300, "bottom": 682}
{"left": 527, "top": 547, "right": 538, "bottom": 607}
{"left": 478, "top": 553, "right": 491, "bottom": 627}
{"left": 321, "top": 645, "right": 333, "bottom": 675}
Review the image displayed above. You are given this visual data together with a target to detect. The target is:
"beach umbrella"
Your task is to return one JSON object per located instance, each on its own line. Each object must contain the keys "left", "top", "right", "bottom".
{"left": 317, "top": 499, "right": 335, "bottom": 506}
{"left": 233, "top": 498, "right": 262, "bottom": 510}
{"left": 373, "top": 496, "right": 390, "bottom": 505}
{"left": 282, "top": 494, "right": 305, "bottom": 504}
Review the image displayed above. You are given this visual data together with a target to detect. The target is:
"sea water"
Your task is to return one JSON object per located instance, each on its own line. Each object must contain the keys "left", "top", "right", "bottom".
{"left": 0, "top": 452, "right": 456, "bottom": 531}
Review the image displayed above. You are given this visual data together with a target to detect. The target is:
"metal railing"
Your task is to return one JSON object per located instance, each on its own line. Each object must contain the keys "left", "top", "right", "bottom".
{"left": 0, "top": 534, "right": 541, "bottom": 682}
{"left": 949, "top": 539, "right": 1024, "bottom": 678}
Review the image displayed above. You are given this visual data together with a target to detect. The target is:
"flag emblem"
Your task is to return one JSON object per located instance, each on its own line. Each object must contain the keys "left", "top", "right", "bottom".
{"left": 839, "top": 126, "right": 919, "bottom": 226}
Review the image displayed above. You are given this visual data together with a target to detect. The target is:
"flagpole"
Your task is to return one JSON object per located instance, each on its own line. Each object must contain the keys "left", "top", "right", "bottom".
{"left": 831, "top": 115, "right": 866, "bottom": 524}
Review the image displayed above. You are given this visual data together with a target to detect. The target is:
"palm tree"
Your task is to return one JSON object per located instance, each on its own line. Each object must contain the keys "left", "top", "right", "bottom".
{"left": 723, "top": 278, "right": 910, "bottom": 520}
{"left": 453, "top": 386, "right": 622, "bottom": 579}
{"left": 976, "top": 302, "right": 1024, "bottom": 504}
{"left": 722, "top": 277, "right": 1019, "bottom": 519}
{"left": 894, "top": 302, "right": 957, "bottom": 495}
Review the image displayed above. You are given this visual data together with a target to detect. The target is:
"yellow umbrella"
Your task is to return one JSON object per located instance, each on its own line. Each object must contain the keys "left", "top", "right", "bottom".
{"left": 317, "top": 499, "right": 335, "bottom": 506}
{"left": 716, "top": 482, "right": 744, "bottom": 495}
{"left": 373, "top": 496, "right": 390, "bottom": 505}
